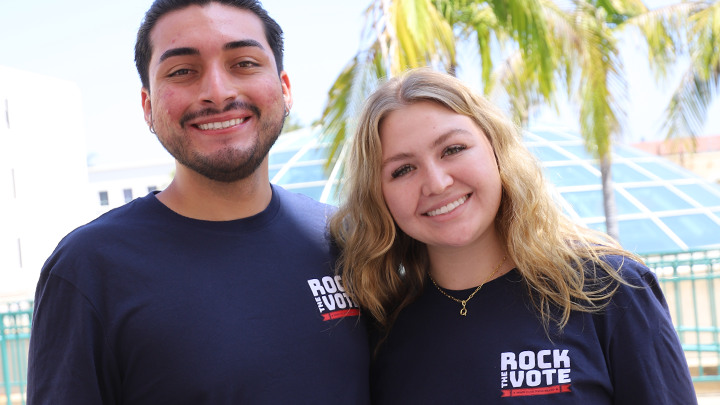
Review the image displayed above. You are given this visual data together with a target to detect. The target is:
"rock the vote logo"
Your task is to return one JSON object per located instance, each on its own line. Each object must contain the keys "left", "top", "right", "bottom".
{"left": 307, "top": 276, "right": 360, "bottom": 321}
{"left": 500, "top": 349, "right": 572, "bottom": 398}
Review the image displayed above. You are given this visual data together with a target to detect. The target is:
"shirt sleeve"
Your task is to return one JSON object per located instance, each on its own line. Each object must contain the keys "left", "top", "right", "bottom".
{"left": 606, "top": 262, "right": 697, "bottom": 405}
{"left": 27, "top": 273, "right": 121, "bottom": 405}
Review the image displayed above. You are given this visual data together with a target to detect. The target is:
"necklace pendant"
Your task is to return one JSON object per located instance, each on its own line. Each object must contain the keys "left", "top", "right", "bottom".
{"left": 460, "top": 308, "right": 467, "bottom": 316}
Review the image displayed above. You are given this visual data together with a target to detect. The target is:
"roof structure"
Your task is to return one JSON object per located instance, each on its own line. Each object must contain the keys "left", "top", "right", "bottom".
{"left": 268, "top": 126, "right": 720, "bottom": 254}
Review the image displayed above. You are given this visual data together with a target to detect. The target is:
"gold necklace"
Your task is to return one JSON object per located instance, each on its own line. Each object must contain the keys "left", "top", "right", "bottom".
{"left": 430, "top": 255, "right": 507, "bottom": 316}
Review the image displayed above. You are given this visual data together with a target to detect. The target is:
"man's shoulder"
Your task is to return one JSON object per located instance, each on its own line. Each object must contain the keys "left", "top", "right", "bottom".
{"left": 65, "top": 195, "right": 157, "bottom": 244}
{"left": 43, "top": 196, "right": 158, "bottom": 275}
{"left": 275, "top": 186, "right": 336, "bottom": 224}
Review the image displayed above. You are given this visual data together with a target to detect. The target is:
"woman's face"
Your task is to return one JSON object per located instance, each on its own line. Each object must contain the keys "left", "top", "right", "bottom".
{"left": 379, "top": 101, "right": 503, "bottom": 252}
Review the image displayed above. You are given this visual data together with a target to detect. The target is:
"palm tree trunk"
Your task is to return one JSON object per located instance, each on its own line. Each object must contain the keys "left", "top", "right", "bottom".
{"left": 600, "top": 154, "right": 619, "bottom": 242}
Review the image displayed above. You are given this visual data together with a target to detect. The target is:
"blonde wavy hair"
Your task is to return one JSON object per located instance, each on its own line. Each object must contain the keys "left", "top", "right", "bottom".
{"left": 329, "top": 68, "right": 638, "bottom": 336}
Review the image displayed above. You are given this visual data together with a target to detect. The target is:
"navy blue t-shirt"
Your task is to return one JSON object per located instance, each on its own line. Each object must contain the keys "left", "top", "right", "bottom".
{"left": 28, "top": 185, "right": 370, "bottom": 404}
{"left": 371, "top": 257, "right": 696, "bottom": 404}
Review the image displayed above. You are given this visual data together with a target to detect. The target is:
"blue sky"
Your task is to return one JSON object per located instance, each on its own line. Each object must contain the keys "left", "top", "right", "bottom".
{"left": 1, "top": 0, "right": 718, "bottom": 166}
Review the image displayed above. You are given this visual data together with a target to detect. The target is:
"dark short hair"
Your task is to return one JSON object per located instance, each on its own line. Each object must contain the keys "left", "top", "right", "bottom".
{"left": 135, "top": 0, "right": 284, "bottom": 91}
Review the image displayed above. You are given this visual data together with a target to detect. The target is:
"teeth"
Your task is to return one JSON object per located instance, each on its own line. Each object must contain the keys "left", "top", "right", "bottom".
{"left": 197, "top": 117, "right": 246, "bottom": 130}
{"left": 425, "top": 195, "right": 469, "bottom": 217}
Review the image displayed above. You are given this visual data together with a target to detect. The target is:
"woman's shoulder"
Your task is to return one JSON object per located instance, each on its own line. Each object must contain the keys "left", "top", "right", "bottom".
{"left": 601, "top": 255, "right": 654, "bottom": 284}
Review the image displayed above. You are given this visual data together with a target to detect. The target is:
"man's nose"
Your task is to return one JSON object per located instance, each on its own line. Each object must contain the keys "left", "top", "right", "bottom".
{"left": 199, "top": 64, "right": 238, "bottom": 106}
{"left": 421, "top": 162, "right": 453, "bottom": 196}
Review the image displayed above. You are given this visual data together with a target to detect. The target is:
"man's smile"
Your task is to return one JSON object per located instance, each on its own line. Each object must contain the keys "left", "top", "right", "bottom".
{"left": 194, "top": 117, "right": 249, "bottom": 131}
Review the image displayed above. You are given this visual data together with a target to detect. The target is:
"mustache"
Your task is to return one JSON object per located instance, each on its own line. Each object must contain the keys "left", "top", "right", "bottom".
{"left": 179, "top": 101, "right": 261, "bottom": 128}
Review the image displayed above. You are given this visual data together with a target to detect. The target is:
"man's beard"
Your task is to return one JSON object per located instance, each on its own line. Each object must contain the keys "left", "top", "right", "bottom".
{"left": 155, "top": 100, "right": 285, "bottom": 183}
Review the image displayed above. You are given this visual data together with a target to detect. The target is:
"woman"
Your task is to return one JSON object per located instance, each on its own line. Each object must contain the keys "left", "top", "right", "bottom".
{"left": 330, "top": 69, "right": 696, "bottom": 404}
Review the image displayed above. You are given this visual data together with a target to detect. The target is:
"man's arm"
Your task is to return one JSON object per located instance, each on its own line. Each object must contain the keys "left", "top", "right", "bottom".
{"left": 28, "top": 273, "right": 121, "bottom": 405}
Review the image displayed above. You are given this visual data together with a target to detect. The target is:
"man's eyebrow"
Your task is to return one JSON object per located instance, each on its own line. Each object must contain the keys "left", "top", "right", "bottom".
{"left": 224, "top": 39, "right": 265, "bottom": 51}
{"left": 158, "top": 47, "right": 200, "bottom": 64}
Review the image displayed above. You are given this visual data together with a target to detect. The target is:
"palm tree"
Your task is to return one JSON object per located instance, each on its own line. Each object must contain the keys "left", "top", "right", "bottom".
{"left": 319, "top": 0, "right": 557, "bottom": 166}
{"left": 660, "top": 0, "right": 720, "bottom": 142}
{"left": 559, "top": 0, "right": 684, "bottom": 240}
{"left": 320, "top": 0, "right": 684, "bottom": 243}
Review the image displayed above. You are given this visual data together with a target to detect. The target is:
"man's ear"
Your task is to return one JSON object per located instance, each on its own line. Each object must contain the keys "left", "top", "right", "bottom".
{"left": 141, "top": 87, "right": 153, "bottom": 129}
{"left": 279, "top": 71, "right": 293, "bottom": 112}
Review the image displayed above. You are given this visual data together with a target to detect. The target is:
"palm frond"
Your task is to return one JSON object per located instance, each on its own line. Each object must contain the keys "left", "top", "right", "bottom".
{"left": 319, "top": 43, "right": 388, "bottom": 169}
{"left": 487, "top": 50, "right": 550, "bottom": 126}
{"left": 621, "top": 2, "right": 701, "bottom": 80}
{"left": 486, "top": 0, "right": 557, "bottom": 97}
{"left": 660, "top": 60, "right": 720, "bottom": 140}
{"left": 570, "top": 1, "right": 626, "bottom": 158}
{"left": 384, "top": 0, "right": 457, "bottom": 74}
{"left": 660, "top": 0, "right": 720, "bottom": 140}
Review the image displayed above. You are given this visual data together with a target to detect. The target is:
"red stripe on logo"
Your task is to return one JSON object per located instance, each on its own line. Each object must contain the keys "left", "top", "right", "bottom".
{"left": 501, "top": 384, "right": 571, "bottom": 397}
{"left": 321, "top": 309, "right": 360, "bottom": 321}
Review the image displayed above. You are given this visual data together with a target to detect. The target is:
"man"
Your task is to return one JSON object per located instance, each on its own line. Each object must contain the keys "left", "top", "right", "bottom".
{"left": 27, "top": 1, "right": 370, "bottom": 403}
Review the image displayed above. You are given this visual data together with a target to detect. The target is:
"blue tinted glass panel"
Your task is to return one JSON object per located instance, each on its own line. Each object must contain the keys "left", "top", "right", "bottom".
{"left": 660, "top": 214, "right": 720, "bottom": 248}
{"left": 290, "top": 186, "right": 325, "bottom": 201}
{"left": 545, "top": 165, "right": 599, "bottom": 187}
{"left": 268, "top": 169, "right": 280, "bottom": 181}
{"left": 529, "top": 131, "right": 573, "bottom": 141}
{"left": 297, "top": 146, "right": 331, "bottom": 162}
{"left": 561, "top": 190, "right": 642, "bottom": 218}
{"left": 559, "top": 145, "right": 594, "bottom": 160}
{"left": 325, "top": 183, "right": 341, "bottom": 206}
{"left": 527, "top": 146, "right": 570, "bottom": 162}
{"left": 269, "top": 150, "right": 300, "bottom": 165}
{"left": 674, "top": 184, "right": 720, "bottom": 207}
{"left": 586, "top": 221, "right": 606, "bottom": 233}
{"left": 709, "top": 183, "right": 720, "bottom": 193}
{"left": 634, "top": 162, "right": 689, "bottom": 180}
{"left": 283, "top": 132, "right": 317, "bottom": 148}
{"left": 613, "top": 145, "right": 648, "bottom": 158}
{"left": 612, "top": 163, "right": 652, "bottom": 183}
{"left": 557, "top": 131, "right": 581, "bottom": 139}
{"left": 618, "top": 219, "right": 682, "bottom": 253}
{"left": 276, "top": 165, "right": 327, "bottom": 185}
{"left": 625, "top": 186, "right": 694, "bottom": 211}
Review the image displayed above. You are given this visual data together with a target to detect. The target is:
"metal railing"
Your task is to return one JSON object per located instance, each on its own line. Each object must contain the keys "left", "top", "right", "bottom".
{"left": 0, "top": 249, "right": 718, "bottom": 402}
{"left": 0, "top": 302, "right": 31, "bottom": 405}
{"left": 642, "top": 248, "right": 720, "bottom": 382}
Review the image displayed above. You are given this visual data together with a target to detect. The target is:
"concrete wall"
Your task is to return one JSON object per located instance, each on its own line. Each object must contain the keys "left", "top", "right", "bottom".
{"left": 0, "top": 66, "right": 91, "bottom": 300}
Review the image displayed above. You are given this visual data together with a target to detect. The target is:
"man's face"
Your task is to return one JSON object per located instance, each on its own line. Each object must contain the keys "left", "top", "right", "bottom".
{"left": 142, "top": 3, "right": 292, "bottom": 183}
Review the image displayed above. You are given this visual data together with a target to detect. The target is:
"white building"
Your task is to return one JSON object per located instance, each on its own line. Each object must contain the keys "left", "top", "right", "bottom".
{"left": 88, "top": 158, "right": 174, "bottom": 217}
{"left": 0, "top": 66, "right": 91, "bottom": 300}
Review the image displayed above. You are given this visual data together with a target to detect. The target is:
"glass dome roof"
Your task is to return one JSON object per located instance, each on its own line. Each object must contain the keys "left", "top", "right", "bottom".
{"left": 269, "top": 126, "right": 720, "bottom": 254}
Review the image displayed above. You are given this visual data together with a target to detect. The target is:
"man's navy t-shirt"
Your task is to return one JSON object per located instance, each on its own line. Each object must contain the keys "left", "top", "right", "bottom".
{"left": 28, "top": 186, "right": 370, "bottom": 404}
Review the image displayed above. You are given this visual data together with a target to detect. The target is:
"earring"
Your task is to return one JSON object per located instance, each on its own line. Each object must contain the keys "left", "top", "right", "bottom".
{"left": 149, "top": 126, "right": 156, "bottom": 134}
{"left": 284, "top": 105, "right": 290, "bottom": 118}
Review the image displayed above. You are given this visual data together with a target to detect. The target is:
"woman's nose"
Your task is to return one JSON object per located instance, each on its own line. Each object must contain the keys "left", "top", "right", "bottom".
{"left": 421, "top": 162, "right": 453, "bottom": 196}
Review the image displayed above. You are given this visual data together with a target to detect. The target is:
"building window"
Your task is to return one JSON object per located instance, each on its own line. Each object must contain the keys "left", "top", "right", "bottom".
{"left": 147, "top": 185, "right": 157, "bottom": 193}
{"left": 123, "top": 188, "right": 133, "bottom": 203}
{"left": 99, "top": 191, "right": 109, "bottom": 206}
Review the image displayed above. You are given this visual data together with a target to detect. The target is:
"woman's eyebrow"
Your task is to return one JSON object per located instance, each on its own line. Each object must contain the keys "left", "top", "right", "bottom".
{"left": 382, "top": 152, "right": 414, "bottom": 168}
{"left": 432, "top": 128, "right": 471, "bottom": 148}
{"left": 382, "top": 128, "right": 472, "bottom": 168}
